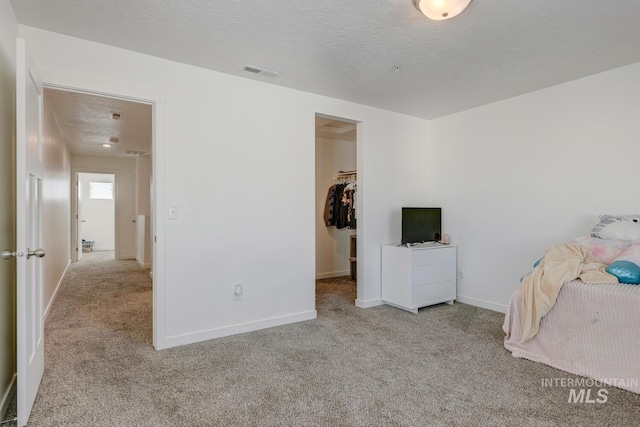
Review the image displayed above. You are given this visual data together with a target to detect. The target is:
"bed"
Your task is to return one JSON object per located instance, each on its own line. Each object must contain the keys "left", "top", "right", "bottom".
{"left": 503, "top": 217, "right": 640, "bottom": 394}
{"left": 503, "top": 279, "right": 640, "bottom": 394}
{"left": 503, "top": 215, "right": 640, "bottom": 394}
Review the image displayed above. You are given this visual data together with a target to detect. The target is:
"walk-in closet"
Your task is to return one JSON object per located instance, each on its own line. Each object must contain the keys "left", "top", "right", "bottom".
{"left": 315, "top": 116, "right": 357, "bottom": 288}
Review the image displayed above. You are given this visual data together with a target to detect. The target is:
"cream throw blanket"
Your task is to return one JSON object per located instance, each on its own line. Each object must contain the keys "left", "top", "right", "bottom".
{"left": 520, "top": 243, "right": 618, "bottom": 342}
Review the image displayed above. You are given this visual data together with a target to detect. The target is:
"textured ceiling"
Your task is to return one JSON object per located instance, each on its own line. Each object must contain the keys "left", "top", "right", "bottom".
{"left": 44, "top": 88, "right": 151, "bottom": 158}
{"left": 13, "top": 1, "right": 640, "bottom": 119}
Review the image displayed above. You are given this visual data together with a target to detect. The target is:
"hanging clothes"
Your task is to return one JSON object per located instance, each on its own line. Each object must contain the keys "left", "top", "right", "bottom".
{"left": 323, "top": 178, "right": 356, "bottom": 229}
{"left": 333, "top": 183, "right": 348, "bottom": 229}
{"left": 323, "top": 185, "right": 337, "bottom": 226}
{"left": 344, "top": 182, "right": 357, "bottom": 229}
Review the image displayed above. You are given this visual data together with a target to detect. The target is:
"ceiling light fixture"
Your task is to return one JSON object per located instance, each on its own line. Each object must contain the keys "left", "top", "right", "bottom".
{"left": 413, "top": 0, "right": 473, "bottom": 20}
{"left": 102, "top": 143, "right": 112, "bottom": 148}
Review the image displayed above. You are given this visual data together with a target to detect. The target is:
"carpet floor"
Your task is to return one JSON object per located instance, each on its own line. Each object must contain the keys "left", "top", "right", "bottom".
{"left": 3, "top": 251, "right": 639, "bottom": 426}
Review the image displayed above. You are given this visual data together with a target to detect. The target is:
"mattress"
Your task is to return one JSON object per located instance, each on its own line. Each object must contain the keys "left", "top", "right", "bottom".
{"left": 503, "top": 279, "right": 640, "bottom": 394}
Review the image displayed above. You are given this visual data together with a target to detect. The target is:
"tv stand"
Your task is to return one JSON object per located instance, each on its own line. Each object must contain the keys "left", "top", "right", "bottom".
{"left": 381, "top": 244, "right": 456, "bottom": 313}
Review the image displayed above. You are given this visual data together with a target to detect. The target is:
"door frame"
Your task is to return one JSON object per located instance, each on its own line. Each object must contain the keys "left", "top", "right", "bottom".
{"left": 314, "top": 113, "right": 364, "bottom": 306}
{"left": 71, "top": 171, "right": 118, "bottom": 261}
{"left": 41, "top": 71, "right": 167, "bottom": 349}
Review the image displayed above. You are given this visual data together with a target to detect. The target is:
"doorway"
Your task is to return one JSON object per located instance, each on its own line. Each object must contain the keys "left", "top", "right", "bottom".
{"left": 38, "top": 75, "right": 165, "bottom": 351}
{"left": 315, "top": 115, "right": 358, "bottom": 308}
{"left": 76, "top": 173, "right": 116, "bottom": 259}
{"left": 42, "top": 86, "right": 155, "bottom": 340}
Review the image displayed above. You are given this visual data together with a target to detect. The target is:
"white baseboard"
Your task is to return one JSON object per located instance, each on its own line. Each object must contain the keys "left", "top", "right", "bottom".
{"left": 136, "top": 259, "right": 151, "bottom": 268}
{"left": 0, "top": 373, "right": 16, "bottom": 420}
{"left": 456, "top": 294, "right": 508, "bottom": 313}
{"left": 315, "top": 270, "right": 350, "bottom": 280}
{"left": 92, "top": 246, "right": 114, "bottom": 251}
{"left": 355, "top": 298, "right": 383, "bottom": 308}
{"left": 163, "top": 310, "right": 317, "bottom": 349}
{"left": 44, "top": 259, "right": 71, "bottom": 321}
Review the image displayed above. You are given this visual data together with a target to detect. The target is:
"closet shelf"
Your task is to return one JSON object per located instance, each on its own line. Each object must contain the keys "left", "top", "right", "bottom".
{"left": 334, "top": 170, "right": 357, "bottom": 182}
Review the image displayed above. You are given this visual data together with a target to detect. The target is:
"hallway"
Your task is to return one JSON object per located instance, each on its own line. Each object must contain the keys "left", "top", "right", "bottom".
{"left": 48, "top": 250, "right": 152, "bottom": 346}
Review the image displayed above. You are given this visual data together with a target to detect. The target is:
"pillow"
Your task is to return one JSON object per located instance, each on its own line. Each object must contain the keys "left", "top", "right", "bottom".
{"left": 606, "top": 244, "right": 640, "bottom": 285}
{"left": 591, "top": 215, "right": 640, "bottom": 241}
{"left": 571, "top": 236, "right": 631, "bottom": 265}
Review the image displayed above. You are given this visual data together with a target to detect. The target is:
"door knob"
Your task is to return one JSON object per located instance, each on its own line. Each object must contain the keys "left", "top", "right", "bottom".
{"left": 27, "top": 248, "right": 46, "bottom": 259}
{"left": 2, "top": 250, "right": 25, "bottom": 260}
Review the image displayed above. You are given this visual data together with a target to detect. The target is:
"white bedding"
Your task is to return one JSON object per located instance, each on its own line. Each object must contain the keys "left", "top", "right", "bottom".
{"left": 503, "top": 279, "right": 640, "bottom": 394}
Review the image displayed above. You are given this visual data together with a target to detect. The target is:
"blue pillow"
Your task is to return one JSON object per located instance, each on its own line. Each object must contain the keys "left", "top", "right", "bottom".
{"left": 606, "top": 261, "right": 640, "bottom": 285}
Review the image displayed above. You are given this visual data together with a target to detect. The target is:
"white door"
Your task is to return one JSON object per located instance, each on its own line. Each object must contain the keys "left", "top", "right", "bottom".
{"left": 16, "top": 38, "right": 46, "bottom": 427}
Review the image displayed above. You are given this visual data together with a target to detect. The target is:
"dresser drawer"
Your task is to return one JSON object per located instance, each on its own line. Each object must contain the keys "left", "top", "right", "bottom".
{"left": 412, "top": 262, "right": 456, "bottom": 287}
{"left": 382, "top": 244, "right": 457, "bottom": 313}
{"left": 412, "top": 247, "right": 456, "bottom": 266}
{"left": 413, "top": 281, "right": 456, "bottom": 307}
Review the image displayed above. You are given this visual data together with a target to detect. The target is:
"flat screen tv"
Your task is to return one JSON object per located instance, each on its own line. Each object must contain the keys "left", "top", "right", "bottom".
{"left": 401, "top": 207, "right": 442, "bottom": 244}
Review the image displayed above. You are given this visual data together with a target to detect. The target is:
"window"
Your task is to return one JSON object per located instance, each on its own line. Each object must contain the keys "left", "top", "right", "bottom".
{"left": 89, "top": 182, "right": 113, "bottom": 200}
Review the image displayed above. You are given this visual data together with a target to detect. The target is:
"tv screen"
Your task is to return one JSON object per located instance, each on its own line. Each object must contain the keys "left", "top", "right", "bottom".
{"left": 401, "top": 208, "right": 442, "bottom": 244}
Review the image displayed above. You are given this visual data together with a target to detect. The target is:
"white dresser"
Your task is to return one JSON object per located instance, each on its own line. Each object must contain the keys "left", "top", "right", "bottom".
{"left": 381, "top": 244, "right": 456, "bottom": 313}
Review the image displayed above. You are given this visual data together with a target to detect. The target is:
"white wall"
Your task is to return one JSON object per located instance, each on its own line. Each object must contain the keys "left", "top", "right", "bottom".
{"left": 42, "top": 95, "right": 71, "bottom": 317}
{"left": 79, "top": 173, "right": 115, "bottom": 251}
{"left": 20, "top": 26, "right": 431, "bottom": 347}
{"left": 136, "top": 155, "right": 151, "bottom": 215}
{"left": 315, "top": 136, "right": 356, "bottom": 279}
{"left": 135, "top": 155, "right": 152, "bottom": 267}
{"left": 136, "top": 214, "right": 151, "bottom": 268}
{"left": 428, "top": 61, "right": 640, "bottom": 312}
{"left": 71, "top": 155, "right": 137, "bottom": 259}
{"left": 0, "top": 0, "right": 17, "bottom": 416}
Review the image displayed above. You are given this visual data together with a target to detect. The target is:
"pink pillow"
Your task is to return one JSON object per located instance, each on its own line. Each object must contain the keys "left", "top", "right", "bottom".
{"left": 571, "top": 236, "right": 632, "bottom": 265}
{"left": 613, "top": 244, "right": 640, "bottom": 265}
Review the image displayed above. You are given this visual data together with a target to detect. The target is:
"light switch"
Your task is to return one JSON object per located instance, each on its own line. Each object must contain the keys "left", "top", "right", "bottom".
{"left": 168, "top": 205, "right": 179, "bottom": 220}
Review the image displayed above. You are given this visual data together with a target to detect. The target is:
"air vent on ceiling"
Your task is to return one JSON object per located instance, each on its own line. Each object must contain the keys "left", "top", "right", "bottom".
{"left": 110, "top": 112, "right": 122, "bottom": 120}
{"left": 242, "top": 65, "right": 282, "bottom": 79}
{"left": 109, "top": 137, "right": 119, "bottom": 144}
{"left": 125, "top": 150, "right": 148, "bottom": 155}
